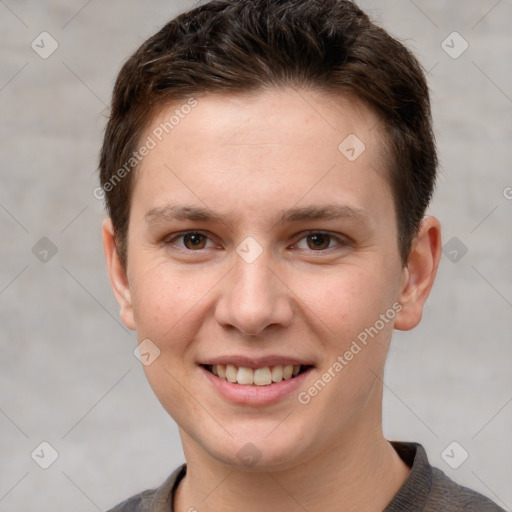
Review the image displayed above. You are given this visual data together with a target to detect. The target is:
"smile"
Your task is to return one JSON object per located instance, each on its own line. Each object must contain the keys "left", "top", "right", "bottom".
{"left": 203, "top": 364, "right": 312, "bottom": 386}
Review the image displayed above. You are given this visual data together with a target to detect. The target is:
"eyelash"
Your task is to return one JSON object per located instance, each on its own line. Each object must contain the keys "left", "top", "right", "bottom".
{"left": 164, "top": 230, "right": 348, "bottom": 254}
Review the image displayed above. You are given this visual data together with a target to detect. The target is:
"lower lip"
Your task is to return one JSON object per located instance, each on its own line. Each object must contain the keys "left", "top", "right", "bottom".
{"left": 200, "top": 366, "right": 313, "bottom": 405}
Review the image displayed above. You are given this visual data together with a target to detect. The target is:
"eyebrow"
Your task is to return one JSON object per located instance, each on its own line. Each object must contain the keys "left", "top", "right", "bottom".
{"left": 144, "top": 203, "right": 370, "bottom": 230}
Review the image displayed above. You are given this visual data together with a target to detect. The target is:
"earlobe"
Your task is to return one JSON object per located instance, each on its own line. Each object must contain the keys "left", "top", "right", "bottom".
{"left": 102, "top": 218, "right": 136, "bottom": 330}
{"left": 394, "top": 216, "right": 442, "bottom": 331}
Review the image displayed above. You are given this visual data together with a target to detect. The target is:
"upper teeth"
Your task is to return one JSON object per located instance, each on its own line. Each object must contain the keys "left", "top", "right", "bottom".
{"left": 211, "top": 364, "right": 301, "bottom": 386}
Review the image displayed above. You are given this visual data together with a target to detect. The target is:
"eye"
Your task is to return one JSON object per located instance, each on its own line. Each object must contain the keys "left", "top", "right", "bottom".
{"left": 164, "top": 230, "right": 348, "bottom": 254}
{"left": 166, "top": 231, "right": 215, "bottom": 250}
{"left": 294, "top": 232, "right": 345, "bottom": 251}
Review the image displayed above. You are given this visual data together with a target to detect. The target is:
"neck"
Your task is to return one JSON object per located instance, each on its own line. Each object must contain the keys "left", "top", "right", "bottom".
{"left": 175, "top": 424, "right": 410, "bottom": 512}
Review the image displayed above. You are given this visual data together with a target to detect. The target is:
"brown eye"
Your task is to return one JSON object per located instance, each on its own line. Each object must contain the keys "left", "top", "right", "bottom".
{"left": 306, "top": 233, "right": 332, "bottom": 250}
{"left": 183, "top": 232, "right": 207, "bottom": 250}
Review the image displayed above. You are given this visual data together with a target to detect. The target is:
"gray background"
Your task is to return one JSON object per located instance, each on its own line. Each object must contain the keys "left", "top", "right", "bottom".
{"left": 1, "top": 0, "right": 511, "bottom": 510}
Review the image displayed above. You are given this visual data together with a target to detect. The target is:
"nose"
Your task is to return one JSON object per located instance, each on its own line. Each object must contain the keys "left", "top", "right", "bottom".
{"left": 214, "top": 250, "right": 293, "bottom": 336}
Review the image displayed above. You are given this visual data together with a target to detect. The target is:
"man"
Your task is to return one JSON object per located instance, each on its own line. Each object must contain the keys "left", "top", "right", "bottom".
{"left": 99, "top": 1, "right": 504, "bottom": 510}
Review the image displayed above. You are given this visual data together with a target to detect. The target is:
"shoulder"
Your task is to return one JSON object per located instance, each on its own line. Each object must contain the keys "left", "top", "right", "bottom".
{"left": 106, "top": 464, "right": 186, "bottom": 512}
{"left": 387, "top": 442, "right": 505, "bottom": 512}
{"left": 427, "top": 466, "right": 506, "bottom": 512}
{"left": 107, "top": 489, "right": 155, "bottom": 512}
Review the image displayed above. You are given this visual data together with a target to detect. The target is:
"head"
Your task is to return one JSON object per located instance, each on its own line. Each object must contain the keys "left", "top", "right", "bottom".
{"left": 100, "top": 0, "right": 441, "bottom": 470}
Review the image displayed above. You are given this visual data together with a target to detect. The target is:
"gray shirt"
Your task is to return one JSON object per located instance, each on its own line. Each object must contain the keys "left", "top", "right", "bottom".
{"left": 107, "top": 442, "right": 505, "bottom": 511}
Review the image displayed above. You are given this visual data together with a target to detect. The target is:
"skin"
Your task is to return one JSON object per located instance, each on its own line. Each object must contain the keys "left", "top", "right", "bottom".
{"left": 103, "top": 87, "right": 442, "bottom": 512}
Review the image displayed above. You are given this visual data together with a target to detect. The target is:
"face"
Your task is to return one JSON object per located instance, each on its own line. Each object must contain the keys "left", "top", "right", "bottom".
{"left": 104, "top": 87, "right": 439, "bottom": 471}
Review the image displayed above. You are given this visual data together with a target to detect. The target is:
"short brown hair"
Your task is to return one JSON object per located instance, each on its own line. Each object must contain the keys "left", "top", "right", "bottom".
{"left": 99, "top": 0, "right": 437, "bottom": 267}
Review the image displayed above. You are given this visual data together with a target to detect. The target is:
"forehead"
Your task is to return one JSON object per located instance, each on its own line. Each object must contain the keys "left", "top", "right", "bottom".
{"left": 145, "top": 88, "right": 384, "bottom": 156}
{"left": 131, "top": 87, "right": 392, "bottom": 228}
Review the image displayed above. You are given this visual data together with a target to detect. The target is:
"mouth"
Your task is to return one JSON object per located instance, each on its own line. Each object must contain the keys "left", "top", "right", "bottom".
{"left": 201, "top": 363, "right": 314, "bottom": 386}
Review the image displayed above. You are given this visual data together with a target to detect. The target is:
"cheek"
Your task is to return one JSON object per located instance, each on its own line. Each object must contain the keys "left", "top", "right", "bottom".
{"left": 294, "top": 268, "right": 397, "bottom": 428}
{"left": 295, "top": 264, "right": 399, "bottom": 414}
{"left": 128, "top": 258, "right": 233, "bottom": 381}
{"left": 129, "top": 260, "right": 205, "bottom": 341}
{"left": 297, "top": 263, "right": 398, "bottom": 341}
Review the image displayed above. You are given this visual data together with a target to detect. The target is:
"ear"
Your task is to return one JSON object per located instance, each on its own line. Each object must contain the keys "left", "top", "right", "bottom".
{"left": 394, "top": 216, "right": 442, "bottom": 331}
{"left": 102, "top": 218, "right": 136, "bottom": 330}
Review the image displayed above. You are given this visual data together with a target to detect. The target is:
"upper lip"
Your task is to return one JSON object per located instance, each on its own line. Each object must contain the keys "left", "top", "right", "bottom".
{"left": 200, "top": 355, "right": 315, "bottom": 368}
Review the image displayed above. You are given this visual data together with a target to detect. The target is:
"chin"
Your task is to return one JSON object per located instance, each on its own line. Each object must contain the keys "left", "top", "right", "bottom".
{"left": 199, "top": 427, "right": 310, "bottom": 473}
